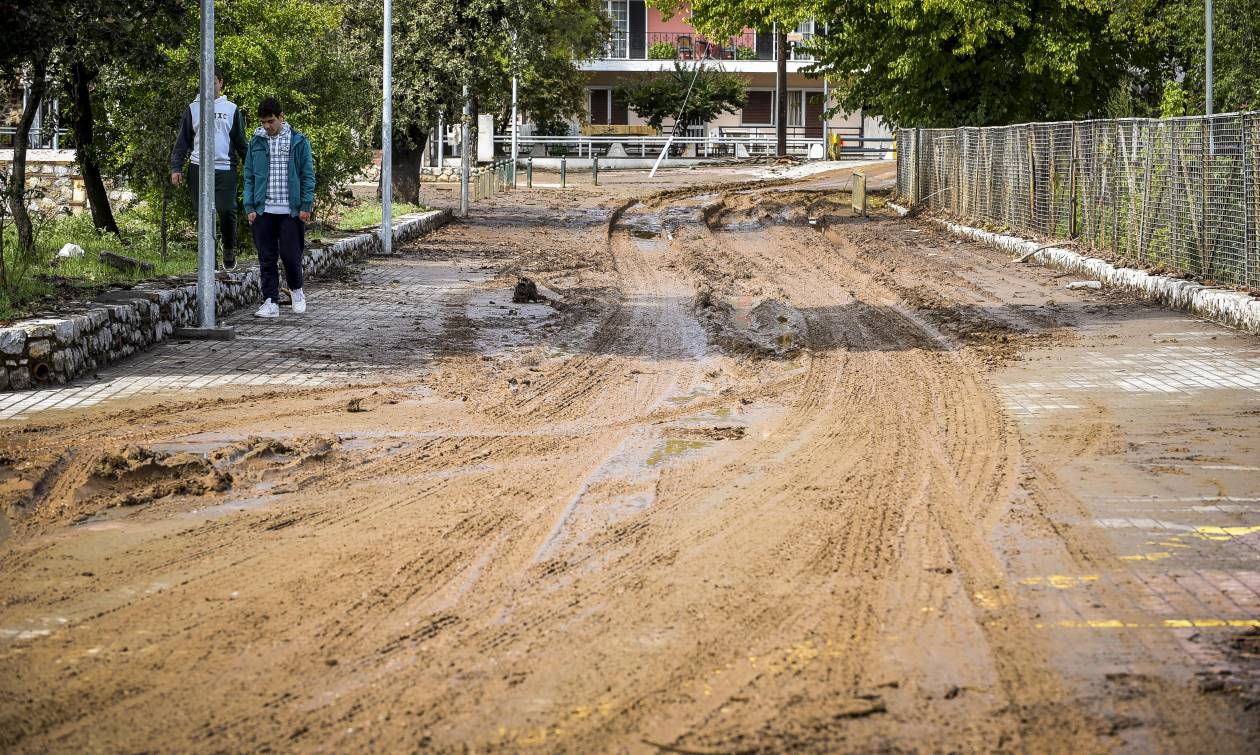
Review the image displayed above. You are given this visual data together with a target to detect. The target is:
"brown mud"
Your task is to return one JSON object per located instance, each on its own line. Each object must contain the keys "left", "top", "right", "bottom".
{"left": 0, "top": 163, "right": 1256, "bottom": 752}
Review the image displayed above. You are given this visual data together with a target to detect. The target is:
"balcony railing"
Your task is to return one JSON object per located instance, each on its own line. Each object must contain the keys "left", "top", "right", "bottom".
{"left": 601, "top": 31, "right": 814, "bottom": 62}
{"left": 645, "top": 32, "right": 762, "bottom": 61}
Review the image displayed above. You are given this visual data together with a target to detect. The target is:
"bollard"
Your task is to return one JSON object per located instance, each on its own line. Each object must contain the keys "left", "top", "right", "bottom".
{"left": 527, "top": 157, "right": 533, "bottom": 188}
{"left": 560, "top": 155, "right": 567, "bottom": 188}
{"left": 592, "top": 156, "right": 599, "bottom": 186}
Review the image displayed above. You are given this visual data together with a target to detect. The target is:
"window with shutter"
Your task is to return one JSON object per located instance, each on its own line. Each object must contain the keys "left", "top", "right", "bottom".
{"left": 742, "top": 90, "right": 773, "bottom": 125}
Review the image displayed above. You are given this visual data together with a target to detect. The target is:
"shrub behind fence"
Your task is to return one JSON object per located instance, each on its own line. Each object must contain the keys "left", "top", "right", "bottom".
{"left": 895, "top": 114, "right": 1260, "bottom": 289}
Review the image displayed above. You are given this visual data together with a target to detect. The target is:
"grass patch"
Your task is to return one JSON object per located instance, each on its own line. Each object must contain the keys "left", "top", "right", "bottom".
{"left": 0, "top": 197, "right": 419, "bottom": 323}
{"left": 1, "top": 209, "right": 204, "bottom": 323}
{"left": 334, "top": 201, "right": 429, "bottom": 231}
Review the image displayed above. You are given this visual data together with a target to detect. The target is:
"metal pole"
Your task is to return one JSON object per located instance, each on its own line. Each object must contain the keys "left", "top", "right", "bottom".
{"left": 381, "top": 0, "right": 393, "bottom": 254}
{"left": 1206, "top": 0, "right": 1214, "bottom": 117}
{"left": 527, "top": 156, "right": 533, "bottom": 188}
{"left": 437, "top": 110, "right": 444, "bottom": 169}
{"left": 560, "top": 155, "right": 566, "bottom": 188}
{"left": 511, "top": 65, "right": 519, "bottom": 187}
{"left": 592, "top": 156, "right": 599, "bottom": 186}
{"left": 460, "top": 83, "right": 470, "bottom": 217}
{"left": 822, "top": 79, "right": 829, "bottom": 158}
{"left": 196, "top": 0, "right": 216, "bottom": 327}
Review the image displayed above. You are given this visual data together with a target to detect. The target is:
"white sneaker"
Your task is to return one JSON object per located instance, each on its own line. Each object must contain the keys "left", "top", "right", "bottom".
{"left": 254, "top": 299, "right": 280, "bottom": 318}
{"left": 291, "top": 288, "right": 306, "bottom": 314}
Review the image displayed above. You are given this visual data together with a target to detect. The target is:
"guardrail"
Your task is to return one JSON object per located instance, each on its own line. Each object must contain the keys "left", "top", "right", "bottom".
{"left": 494, "top": 134, "right": 892, "bottom": 160}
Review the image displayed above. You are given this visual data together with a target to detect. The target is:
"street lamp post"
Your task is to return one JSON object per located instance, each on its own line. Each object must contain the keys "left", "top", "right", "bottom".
{"left": 176, "top": 0, "right": 234, "bottom": 340}
{"left": 381, "top": 0, "right": 393, "bottom": 255}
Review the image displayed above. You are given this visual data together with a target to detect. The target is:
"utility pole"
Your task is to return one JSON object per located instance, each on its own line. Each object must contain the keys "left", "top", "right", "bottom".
{"left": 381, "top": 0, "right": 393, "bottom": 254}
{"left": 821, "top": 23, "right": 829, "bottom": 158}
{"left": 776, "top": 24, "right": 789, "bottom": 157}
{"left": 461, "top": 83, "right": 470, "bottom": 217}
{"left": 178, "top": 0, "right": 233, "bottom": 339}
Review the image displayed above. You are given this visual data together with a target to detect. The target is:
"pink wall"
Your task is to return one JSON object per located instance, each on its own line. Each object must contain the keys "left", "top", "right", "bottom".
{"left": 646, "top": 7, "right": 753, "bottom": 36}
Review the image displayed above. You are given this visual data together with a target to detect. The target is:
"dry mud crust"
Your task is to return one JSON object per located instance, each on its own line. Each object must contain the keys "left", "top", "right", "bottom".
{"left": 0, "top": 168, "right": 1256, "bottom": 753}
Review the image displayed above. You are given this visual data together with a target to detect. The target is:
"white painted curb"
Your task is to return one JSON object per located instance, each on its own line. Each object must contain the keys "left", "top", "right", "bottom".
{"left": 889, "top": 203, "right": 1260, "bottom": 335}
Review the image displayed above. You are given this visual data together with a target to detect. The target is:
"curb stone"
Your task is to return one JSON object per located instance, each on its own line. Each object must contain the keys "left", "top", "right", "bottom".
{"left": 0, "top": 209, "right": 452, "bottom": 392}
{"left": 889, "top": 203, "right": 1260, "bottom": 336}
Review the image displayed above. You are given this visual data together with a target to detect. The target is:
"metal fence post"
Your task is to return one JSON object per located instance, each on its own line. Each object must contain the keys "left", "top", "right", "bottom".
{"left": 1069, "top": 122, "right": 1078, "bottom": 238}
{"left": 592, "top": 156, "right": 599, "bottom": 186}
{"left": 527, "top": 156, "right": 533, "bottom": 188}
{"left": 560, "top": 155, "right": 567, "bottom": 188}
{"left": 1201, "top": 117, "right": 1209, "bottom": 278}
{"left": 912, "top": 127, "right": 922, "bottom": 205}
{"left": 1244, "top": 112, "right": 1253, "bottom": 288}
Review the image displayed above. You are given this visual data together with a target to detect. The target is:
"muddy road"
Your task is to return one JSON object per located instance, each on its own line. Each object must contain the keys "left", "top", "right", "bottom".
{"left": 2, "top": 164, "right": 1258, "bottom": 752}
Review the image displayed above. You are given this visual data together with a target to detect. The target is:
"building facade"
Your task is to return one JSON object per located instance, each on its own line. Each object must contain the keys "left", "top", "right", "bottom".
{"left": 575, "top": 3, "right": 889, "bottom": 146}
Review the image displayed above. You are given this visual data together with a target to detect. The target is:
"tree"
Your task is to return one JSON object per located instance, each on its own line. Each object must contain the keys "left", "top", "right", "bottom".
{"left": 613, "top": 62, "right": 748, "bottom": 133}
{"left": 0, "top": 0, "right": 60, "bottom": 257}
{"left": 1113, "top": 0, "right": 1260, "bottom": 115}
{"left": 651, "top": 0, "right": 814, "bottom": 155}
{"left": 56, "top": 1, "right": 188, "bottom": 235}
{"left": 98, "top": 0, "right": 374, "bottom": 224}
{"left": 346, "top": 0, "right": 609, "bottom": 204}
{"left": 803, "top": 0, "right": 1127, "bottom": 127}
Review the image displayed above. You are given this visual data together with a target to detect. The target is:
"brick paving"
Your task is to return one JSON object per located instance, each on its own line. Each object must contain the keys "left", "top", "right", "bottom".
{"left": 995, "top": 312, "right": 1260, "bottom": 688}
{"left": 0, "top": 255, "right": 490, "bottom": 422}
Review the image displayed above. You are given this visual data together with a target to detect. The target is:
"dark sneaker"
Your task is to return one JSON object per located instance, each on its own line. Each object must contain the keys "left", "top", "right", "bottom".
{"left": 223, "top": 248, "right": 237, "bottom": 271}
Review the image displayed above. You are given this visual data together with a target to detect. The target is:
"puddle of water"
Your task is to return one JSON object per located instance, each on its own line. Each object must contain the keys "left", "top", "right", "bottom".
{"left": 646, "top": 438, "right": 711, "bottom": 467}
{"left": 628, "top": 228, "right": 659, "bottom": 240}
{"left": 182, "top": 494, "right": 280, "bottom": 520}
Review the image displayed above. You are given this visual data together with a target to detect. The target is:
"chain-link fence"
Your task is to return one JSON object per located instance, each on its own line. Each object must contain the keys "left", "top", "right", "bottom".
{"left": 895, "top": 114, "right": 1260, "bottom": 289}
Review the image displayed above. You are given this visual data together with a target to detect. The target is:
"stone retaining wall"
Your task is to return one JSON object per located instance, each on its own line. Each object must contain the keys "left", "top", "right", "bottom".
{"left": 0, "top": 210, "right": 451, "bottom": 391}
{"left": 0, "top": 149, "right": 135, "bottom": 216}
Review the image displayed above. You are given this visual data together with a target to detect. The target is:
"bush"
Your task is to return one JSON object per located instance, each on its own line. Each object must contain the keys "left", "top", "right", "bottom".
{"left": 648, "top": 41, "right": 677, "bottom": 60}
{"left": 736, "top": 46, "right": 758, "bottom": 61}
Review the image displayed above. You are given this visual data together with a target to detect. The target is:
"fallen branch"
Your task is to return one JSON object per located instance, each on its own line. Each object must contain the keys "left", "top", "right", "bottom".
{"left": 100, "top": 250, "right": 155, "bottom": 274}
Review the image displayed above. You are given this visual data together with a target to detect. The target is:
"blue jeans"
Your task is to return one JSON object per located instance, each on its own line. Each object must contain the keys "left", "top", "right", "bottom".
{"left": 251, "top": 212, "right": 304, "bottom": 303}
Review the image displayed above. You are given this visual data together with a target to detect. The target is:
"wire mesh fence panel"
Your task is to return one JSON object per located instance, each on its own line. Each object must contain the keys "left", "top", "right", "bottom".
{"left": 896, "top": 111, "right": 1260, "bottom": 289}
{"left": 1249, "top": 114, "right": 1260, "bottom": 288}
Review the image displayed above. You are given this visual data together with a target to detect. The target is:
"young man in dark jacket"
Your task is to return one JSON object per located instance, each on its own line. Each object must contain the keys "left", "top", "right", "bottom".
{"left": 244, "top": 97, "right": 315, "bottom": 318}
{"left": 170, "top": 66, "right": 248, "bottom": 269}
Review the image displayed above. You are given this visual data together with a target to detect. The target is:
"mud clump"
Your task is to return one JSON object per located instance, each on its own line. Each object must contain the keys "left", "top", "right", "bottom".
{"left": 87, "top": 446, "right": 231, "bottom": 508}
{"left": 512, "top": 276, "right": 542, "bottom": 303}
{"left": 209, "top": 435, "right": 338, "bottom": 468}
{"left": 693, "top": 286, "right": 805, "bottom": 358}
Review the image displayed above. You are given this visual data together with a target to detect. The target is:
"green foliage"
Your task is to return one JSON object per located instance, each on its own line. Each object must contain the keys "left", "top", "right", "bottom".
{"left": 344, "top": 0, "right": 610, "bottom": 147}
{"left": 1159, "top": 81, "right": 1192, "bottom": 118}
{"left": 649, "top": 41, "right": 678, "bottom": 60}
{"left": 614, "top": 62, "right": 748, "bottom": 133}
{"left": 0, "top": 208, "right": 201, "bottom": 320}
{"left": 803, "top": 0, "right": 1129, "bottom": 127}
{"left": 98, "top": 0, "right": 373, "bottom": 217}
{"left": 1115, "top": 0, "right": 1260, "bottom": 114}
{"left": 735, "top": 45, "right": 758, "bottom": 61}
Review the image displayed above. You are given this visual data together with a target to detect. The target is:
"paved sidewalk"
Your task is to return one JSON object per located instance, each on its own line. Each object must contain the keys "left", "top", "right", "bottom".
{"left": 0, "top": 255, "right": 489, "bottom": 422}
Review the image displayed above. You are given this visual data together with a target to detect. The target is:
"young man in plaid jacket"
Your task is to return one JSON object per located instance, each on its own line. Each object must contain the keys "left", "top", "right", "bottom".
{"left": 244, "top": 97, "right": 315, "bottom": 318}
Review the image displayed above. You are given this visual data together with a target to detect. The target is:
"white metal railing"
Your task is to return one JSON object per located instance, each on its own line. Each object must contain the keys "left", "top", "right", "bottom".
{"left": 495, "top": 133, "right": 892, "bottom": 160}
{"left": 0, "top": 126, "right": 69, "bottom": 150}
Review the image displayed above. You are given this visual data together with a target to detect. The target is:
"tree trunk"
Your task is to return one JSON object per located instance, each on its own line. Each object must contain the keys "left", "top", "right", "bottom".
{"left": 8, "top": 56, "right": 48, "bottom": 257}
{"left": 469, "top": 95, "right": 480, "bottom": 165}
{"left": 776, "top": 29, "right": 788, "bottom": 157}
{"left": 69, "top": 61, "right": 119, "bottom": 235}
{"left": 389, "top": 125, "right": 427, "bottom": 205}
